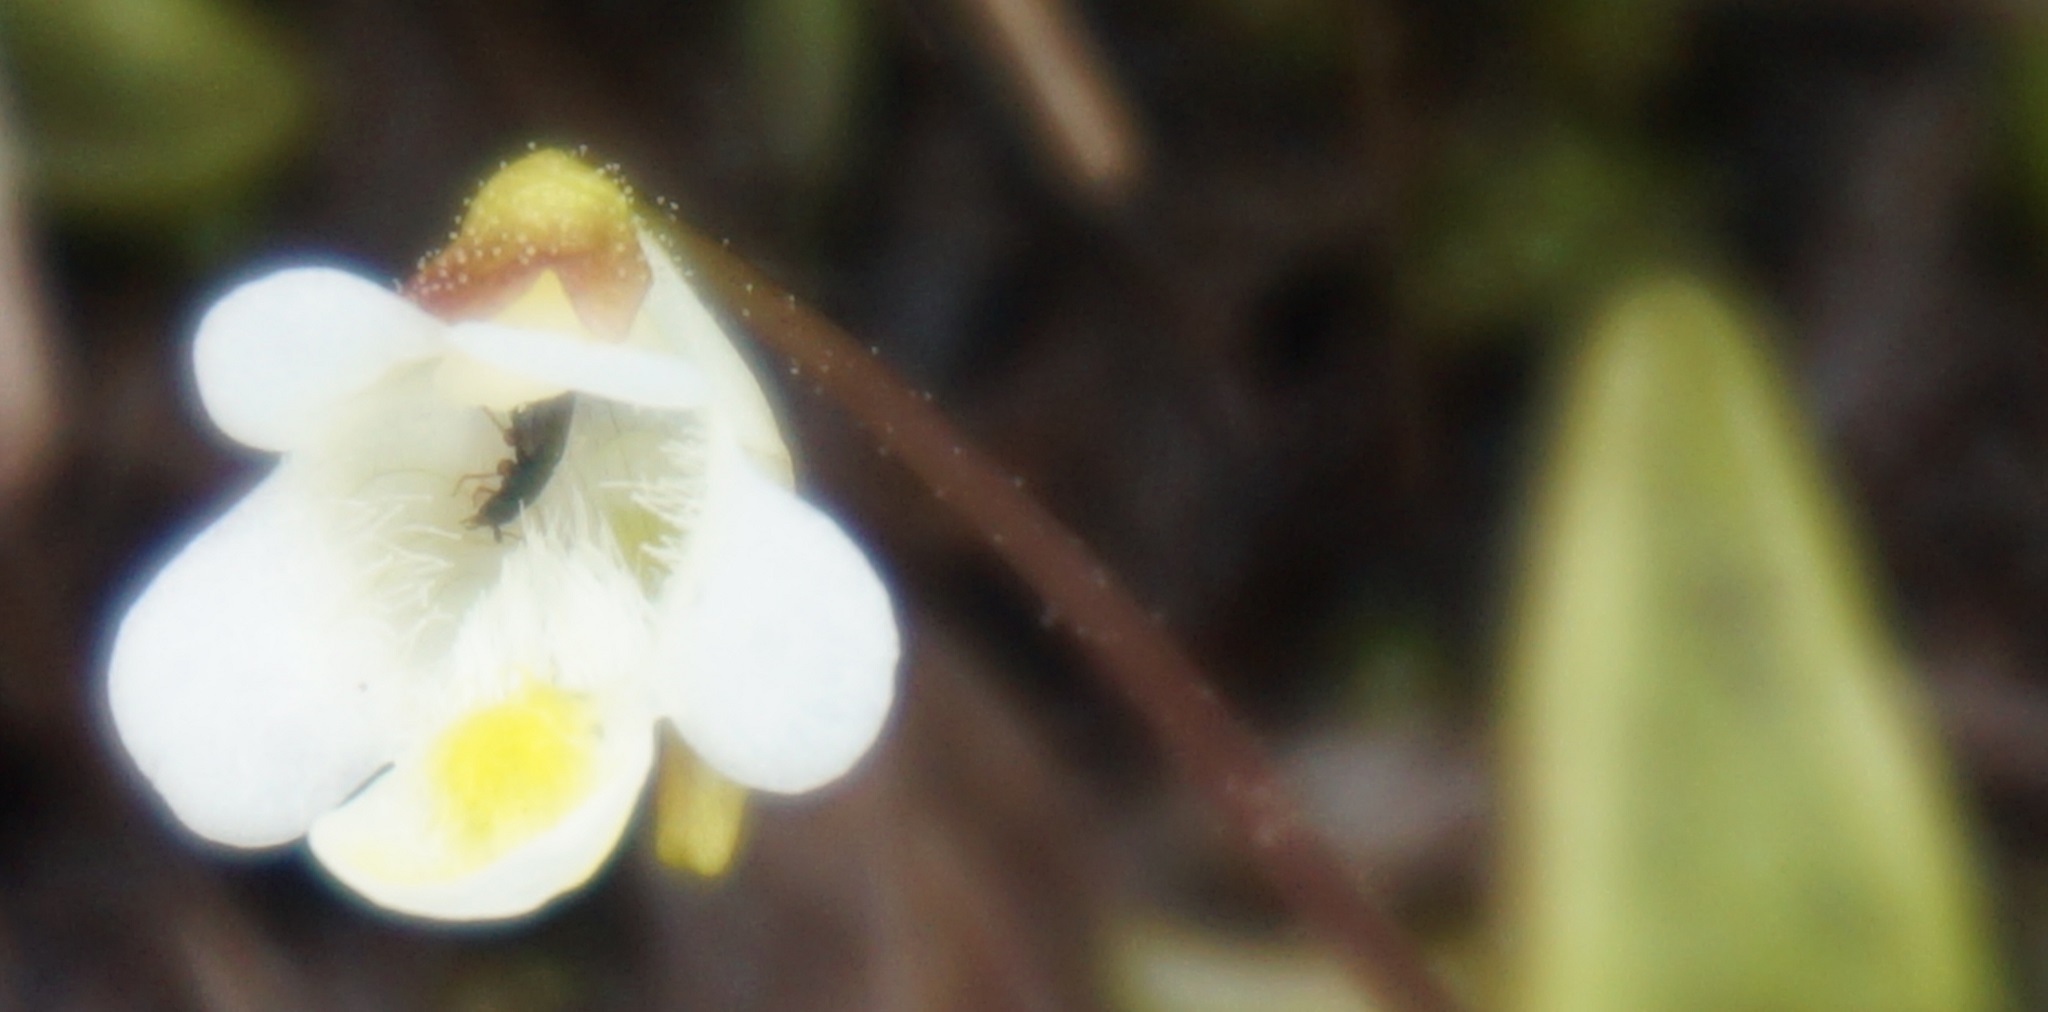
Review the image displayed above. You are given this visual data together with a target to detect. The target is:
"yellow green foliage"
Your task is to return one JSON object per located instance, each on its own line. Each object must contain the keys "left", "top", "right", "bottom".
{"left": 1103, "top": 909, "right": 1379, "bottom": 1012}
{"left": 0, "top": 0, "right": 308, "bottom": 228}
{"left": 1400, "top": 123, "right": 1696, "bottom": 340}
{"left": 1499, "top": 277, "right": 2002, "bottom": 1011}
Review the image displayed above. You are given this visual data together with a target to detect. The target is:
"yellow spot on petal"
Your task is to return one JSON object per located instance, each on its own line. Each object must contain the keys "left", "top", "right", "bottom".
{"left": 431, "top": 679, "right": 596, "bottom": 859}
{"left": 653, "top": 732, "right": 749, "bottom": 879}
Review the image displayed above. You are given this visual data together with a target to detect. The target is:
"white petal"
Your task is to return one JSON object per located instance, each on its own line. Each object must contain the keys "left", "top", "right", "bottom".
{"left": 445, "top": 321, "right": 707, "bottom": 411}
{"left": 657, "top": 457, "right": 899, "bottom": 794}
{"left": 194, "top": 268, "right": 445, "bottom": 452}
{"left": 107, "top": 471, "right": 402, "bottom": 848}
{"left": 305, "top": 702, "right": 654, "bottom": 922}
{"left": 634, "top": 233, "right": 791, "bottom": 477}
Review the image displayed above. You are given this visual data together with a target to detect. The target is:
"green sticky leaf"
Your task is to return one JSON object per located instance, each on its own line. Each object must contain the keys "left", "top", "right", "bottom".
{"left": 1499, "top": 276, "right": 2003, "bottom": 1011}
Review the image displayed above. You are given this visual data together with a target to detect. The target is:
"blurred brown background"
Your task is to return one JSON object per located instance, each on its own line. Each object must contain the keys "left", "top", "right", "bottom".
{"left": 1, "top": 0, "right": 2047, "bottom": 1008}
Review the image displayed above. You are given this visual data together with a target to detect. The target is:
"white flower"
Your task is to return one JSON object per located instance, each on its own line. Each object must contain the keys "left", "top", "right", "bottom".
{"left": 105, "top": 173, "right": 898, "bottom": 921}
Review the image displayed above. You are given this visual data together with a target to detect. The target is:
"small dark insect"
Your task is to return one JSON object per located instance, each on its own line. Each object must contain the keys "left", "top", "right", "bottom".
{"left": 463, "top": 392, "right": 576, "bottom": 541}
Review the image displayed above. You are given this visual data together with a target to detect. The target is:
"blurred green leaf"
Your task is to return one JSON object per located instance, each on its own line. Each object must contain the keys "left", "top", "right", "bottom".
{"left": 1336, "top": 620, "right": 1445, "bottom": 722}
{"left": 1499, "top": 277, "right": 2003, "bottom": 1011}
{"left": 744, "top": 0, "right": 871, "bottom": 198}
{"left": 1528, "top": 0, "right": 1695, "bottom": 114}
{"left": 1103, "top": 909, "right": 1379, "bottom": 1012}
{"left": 441, "top": 949, "right": 581, "bottom": 1012}
{"left": 0, "top": 0, "right": 309, "bottom": 230}
{"left": 2001, "top": 21, "right": 2048, "bottom": 238}
{"left": 1399, "top": 121, "right": 1699, "bottom": 341}
{"left": 1181, "top": 0, "right": 1351, "bottom": 82}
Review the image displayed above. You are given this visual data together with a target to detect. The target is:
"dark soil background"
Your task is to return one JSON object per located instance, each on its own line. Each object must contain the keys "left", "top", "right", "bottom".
{"left": 1, "top": 0, "right": 2046, "bottom": 1008}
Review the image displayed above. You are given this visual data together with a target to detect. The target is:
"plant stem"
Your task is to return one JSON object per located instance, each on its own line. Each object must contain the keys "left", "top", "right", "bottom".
{"left": 671, "top": 229, "right": 1465, "bottom": 1012}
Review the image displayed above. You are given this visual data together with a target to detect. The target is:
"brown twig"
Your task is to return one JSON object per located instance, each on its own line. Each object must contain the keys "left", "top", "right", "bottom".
{"left": 0, "top": 70, "right": 60, "bottom": 529}
{"left": 670, "top": 228, "right": 1465, "bottom": 1012}
{"left": 934, "top": 0, "right": 1147, "bottom": 203}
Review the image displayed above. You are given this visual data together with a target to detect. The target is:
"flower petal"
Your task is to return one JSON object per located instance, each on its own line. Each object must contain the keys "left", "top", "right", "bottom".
{"left": 657, "top": 457, "right": 899, "bottom": 794}
{"left": 444, "top": 321, "right": 708, "bottom": 411}
{"left": 194, "top": 268, "right": 445, "bottom": 452}
{"left": 633, "top": 234, "right": 791, "bottom": 477}
{"left": 305, "top": 696, "right": 654, "bottom": 922}
{"left": 107, "top": 471, "right": 402, "bottom": 848}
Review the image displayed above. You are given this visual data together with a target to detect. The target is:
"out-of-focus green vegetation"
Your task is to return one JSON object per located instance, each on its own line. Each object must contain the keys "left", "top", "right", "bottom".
{"left": 1528, "top": 0, "right": 1695, "bottom": 113}
{"left": 2002, "top": 22, "right": 2048, "bottom": 236}
{"left": 1398, "top": 121, "right": 1700, "bottom": 339}
{"left": 742, "top": 0, "right": 873, "bottom": 202}
{"left": 1104, "top": 910, "right": 1378, "bottom": 1012}
{"left": 4, "top": 0, "right": 2046, "bottom": 1008}
{"left": 1181, "top": 0, "right": 1352, "bottom": 81}
{"left": 0, "top": 0, "right": 308, "bottom": 237}
{"left": 1499, "top": 277, "right": 2003, "bottom": 1011}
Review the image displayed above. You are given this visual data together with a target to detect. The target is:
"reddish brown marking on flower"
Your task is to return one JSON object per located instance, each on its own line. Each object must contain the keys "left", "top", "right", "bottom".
{"left": 405, "top": 150, "right": 652, "bottom": 339}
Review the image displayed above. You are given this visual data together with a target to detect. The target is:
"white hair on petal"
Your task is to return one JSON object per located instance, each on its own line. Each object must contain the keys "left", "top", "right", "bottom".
{"left": 627, "top": 426, "right": 711, "bottom": 575}
{"left": 440, "top": 524, "right": 655, "bottom": 716}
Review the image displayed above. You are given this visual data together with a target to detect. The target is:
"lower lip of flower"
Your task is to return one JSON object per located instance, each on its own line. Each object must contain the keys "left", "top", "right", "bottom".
{"left": 429, "top": 675, "right": 597, "bottom": 859}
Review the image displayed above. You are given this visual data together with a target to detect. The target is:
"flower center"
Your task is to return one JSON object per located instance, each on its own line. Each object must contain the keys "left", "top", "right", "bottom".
{"left": 430, "top": 677, "right": 595, "bottom": 856}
